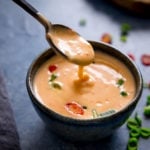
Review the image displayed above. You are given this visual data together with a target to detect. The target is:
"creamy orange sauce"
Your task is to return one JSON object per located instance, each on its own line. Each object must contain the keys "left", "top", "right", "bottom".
{"left": 33, "top": 51, "right": 136, "bottom": 119}
{"left": 47, "top": 26, "right": 95, "bottom": 66}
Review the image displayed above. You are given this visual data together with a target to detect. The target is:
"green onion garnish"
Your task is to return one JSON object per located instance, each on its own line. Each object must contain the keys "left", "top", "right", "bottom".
{"left": 126, "top": 113, "right": 150, "bottom": 150}
{"left": 49, "top": 73, "right": 57, "bottom": 82}
{"left": 146, "top": 95, "right": 150, "bottom": 106}
{"left": 99, "top": 109, "right": 116, "bottom": 117}
{"left": 135, "top": 113, "right": 142, "bottom": 127}
{"left": 117, "top": 78, "right": 124, "bottom": 86}
{"left": 129, "top": 127, "right": 141, "bottom": 138}
{"left": 79, "top": 19, "right": 86, "bottom": 26}
{"left": 92, "top": 109, "right": 116, "bottom": 118}
{"left": 127, "top": 118, "right": 140, "bottom": 130}
{"left": 51, "top": 82, "right": 62, "bottom": 90}
{"left": 120, "top": 91, "right": 128, "bottom": 97}
{"left": 92, "top": 109, "right": 99, "bottom": 118}
{"left": 120, "top": 23, "right": 131, "bottom": 43}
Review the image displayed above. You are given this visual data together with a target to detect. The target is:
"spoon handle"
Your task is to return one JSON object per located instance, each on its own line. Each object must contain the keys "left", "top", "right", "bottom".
{"left": 12, "top": 0, "right": 51, "bottom": 31}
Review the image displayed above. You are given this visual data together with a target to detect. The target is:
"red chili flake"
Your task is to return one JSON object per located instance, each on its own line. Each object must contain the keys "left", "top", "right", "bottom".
{"left": 141, "top": 54, "right": 150, "bottom": 66}
{"left": 65, "top": 101, "right": 84, "bottom": 115}
{"left": 48, "top": 64, "right": 57, "bottom": 72}
{"left": 127, "top": 53, "right": 135, "bottom": 61}
{"left": 100, "top": 33, "right": 112, "bottom": 44}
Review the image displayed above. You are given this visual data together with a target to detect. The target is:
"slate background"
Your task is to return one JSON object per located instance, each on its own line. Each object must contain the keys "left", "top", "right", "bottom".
{"left": 0, "top": 0, "right": 150, "bottom": 149}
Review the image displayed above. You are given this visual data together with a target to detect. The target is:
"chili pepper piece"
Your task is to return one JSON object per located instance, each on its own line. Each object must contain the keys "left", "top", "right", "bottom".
{"left": 141, "top": 54, "right": 150, "bottom": 66}
{"left": 48, "top": 64, "right": 57, "bottom": 72}
{"left": 101, "top": 33, "right": 112, "bottom": 44}
{"left": 128, "top": 53, "right": 135, "bottom": 61}
{"left": 65, "top": 101, "right": 84, "bottom": 115}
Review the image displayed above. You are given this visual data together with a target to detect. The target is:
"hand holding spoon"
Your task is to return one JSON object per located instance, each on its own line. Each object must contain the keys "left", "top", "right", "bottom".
{"left": 12, "top": 0, "right": 95, "bottom": 66}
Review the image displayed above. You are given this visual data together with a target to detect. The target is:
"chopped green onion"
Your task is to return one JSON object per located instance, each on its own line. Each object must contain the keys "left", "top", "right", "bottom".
{"left": 144, "top": 105, "right": 150, "bottom": 117}
{"left": 140, "top": 127, "right": 150, "bottom": 138}
{"left": 51, "top": 82, "right": 62, "bottom": 90}
{"left": 135, "top": 113, "right": 142, "bottom": 127}
{"left": 120, "top": 23, "right": 131, "bottom": 43}
{"left": 120, "top": 35, "right": 127, "bottom": 42}
{"left": 127, "top": 137, "right": 138, "bottom": 150}
{"left": 127, "top": 118, "right": 140, "bottom": 130}
{"left": 126, "top": 113, "right": 150, "bottom": 150}
{"left": 92, "top": 109, "right": 99, "bottom": 118}
{"left": 49, "top": 73, "right": 57, "bottom": 82}
{"left": 129, "top": 127, "right": 141, "bottom": 138}
{"left": 121, "top": 23, "right": 131, "bottom": 35}
{"left": 120, "top": 91, "right": 128, "bottom": 97}
{"left": 99, "top": 109, "right": 116, "bottom": 117}
{"left": 79, "top": 19, "right": 86, "bottom": 26}
{"left": 92, "top": 109, "right": 116, "bottom": 118}
{"left": 117, "top": 78, "right": 124, "bottom": 86}
{"left": 146, "top": 95, "right": 150, "bottom": 106}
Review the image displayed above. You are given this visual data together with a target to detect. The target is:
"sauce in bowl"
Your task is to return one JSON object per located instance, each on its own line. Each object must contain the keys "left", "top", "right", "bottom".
{"left": 33, "top": 51, "right": 136, "bottom": 119}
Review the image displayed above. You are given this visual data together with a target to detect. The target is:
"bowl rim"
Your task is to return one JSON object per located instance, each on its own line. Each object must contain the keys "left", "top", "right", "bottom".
{"left": 26, "top": 41, "right": 143, "bottom": 125}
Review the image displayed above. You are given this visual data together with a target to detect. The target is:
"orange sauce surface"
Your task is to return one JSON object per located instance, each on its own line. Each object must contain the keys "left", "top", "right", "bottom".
{"left": 33, "top": 51, "right": 136, "bottom": 119}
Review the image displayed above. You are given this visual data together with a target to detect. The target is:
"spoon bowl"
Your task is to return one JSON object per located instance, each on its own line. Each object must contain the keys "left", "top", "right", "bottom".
{"left": 46, "top": 24, "right": 95, "bottom": 65}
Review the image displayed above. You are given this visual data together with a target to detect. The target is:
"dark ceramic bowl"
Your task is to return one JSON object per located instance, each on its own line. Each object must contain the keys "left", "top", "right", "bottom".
{"left": 26, "top": 41, "right": 143, "bottom": 142}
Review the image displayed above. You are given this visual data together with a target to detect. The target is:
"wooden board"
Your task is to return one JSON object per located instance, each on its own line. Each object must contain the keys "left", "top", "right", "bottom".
{"left": 110, "top": 0, "right": 150, "bottom": 16}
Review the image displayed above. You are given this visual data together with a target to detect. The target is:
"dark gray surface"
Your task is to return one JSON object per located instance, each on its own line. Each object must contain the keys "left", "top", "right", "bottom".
{"left": 0, "top": 0, "right": 150, "bottom": 149}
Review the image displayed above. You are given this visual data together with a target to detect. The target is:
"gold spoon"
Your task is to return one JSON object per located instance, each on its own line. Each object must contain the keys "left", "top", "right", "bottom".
{"left": 12, "top": 0, "right": 95, "bottom": 66}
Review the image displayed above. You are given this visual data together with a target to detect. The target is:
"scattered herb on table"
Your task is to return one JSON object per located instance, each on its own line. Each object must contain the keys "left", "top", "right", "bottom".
{"left": 126, "top": 113, "right": 150, "bottom": 150}
{"left": 140, "top": 128, "right": 150, "bottom": 138}
{"left": 100, "top": 33, "right": 112, "bottom": 44}
{"left": 144, "top": 106, "right": 150, "bottom": 117}
{"left": 144, "top": 95, "right": 150, "bottom": 117}
{"left": 79, "top": 19, "right": 86, "bottom": 26}
{"left": 127, "top": 137, "right": 138, "bottom": 150}
{"left": 135, "top": 113, "right": 142, "bottom": 127}
{"left": 120, "top": 23, "right": 131, "bottom": 42}
{"left": 146, "top": 95, "right": 150, "bottom": 106}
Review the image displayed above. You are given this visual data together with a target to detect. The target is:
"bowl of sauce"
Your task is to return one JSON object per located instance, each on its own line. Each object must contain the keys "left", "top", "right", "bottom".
{"left": 26, "top": 41, "right": 143, "bottom": 141}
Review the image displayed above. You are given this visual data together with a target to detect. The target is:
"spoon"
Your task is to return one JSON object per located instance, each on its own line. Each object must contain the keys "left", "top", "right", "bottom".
{"left": 12, "top": 0, "right": 95, "bottom": 66}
